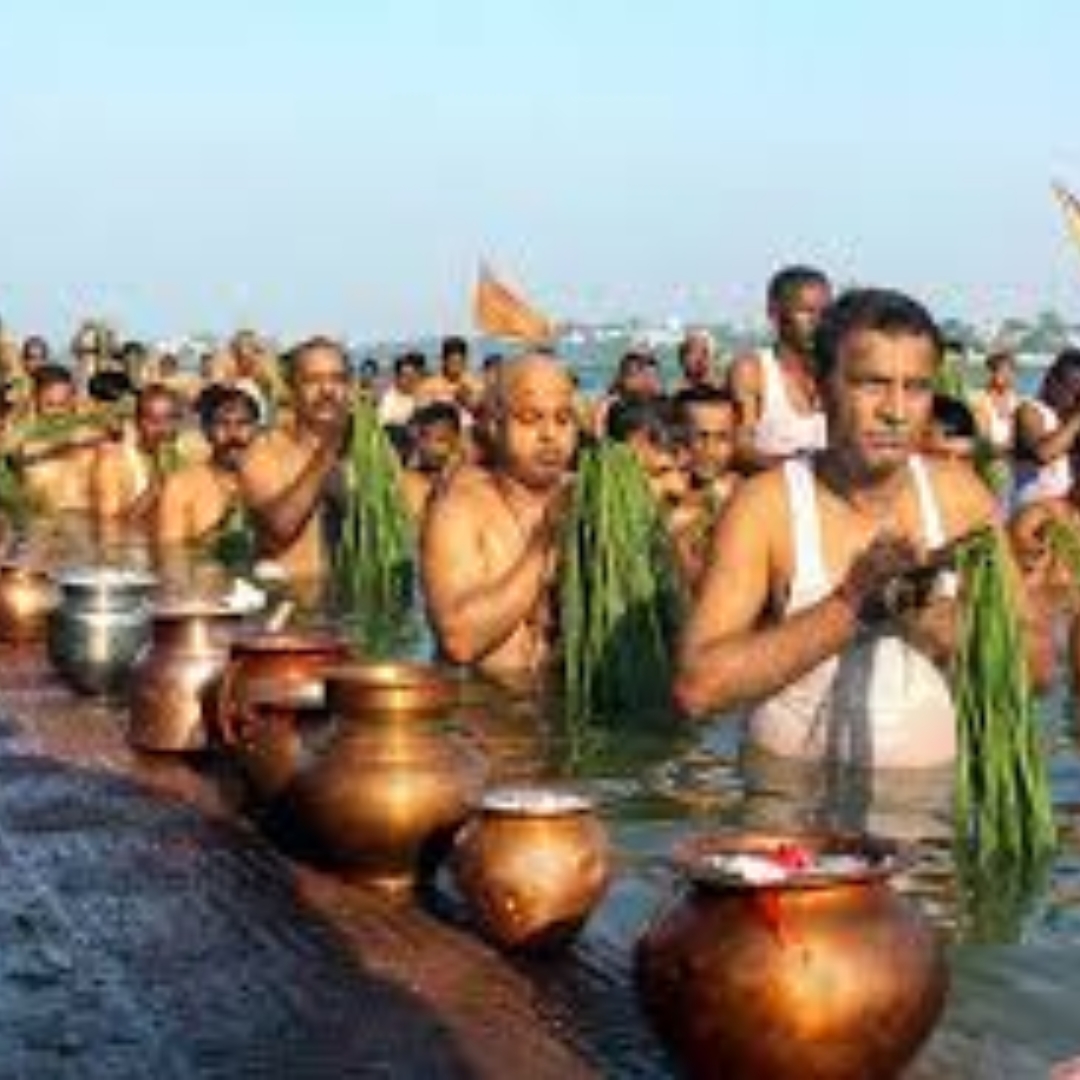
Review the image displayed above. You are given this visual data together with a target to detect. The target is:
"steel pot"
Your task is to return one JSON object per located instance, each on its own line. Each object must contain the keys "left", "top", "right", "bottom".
{"left": 48, "top": 567, "right": 157, "bottom": 696}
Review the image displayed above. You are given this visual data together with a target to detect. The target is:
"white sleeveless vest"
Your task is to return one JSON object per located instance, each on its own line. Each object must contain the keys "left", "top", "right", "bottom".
{"left": 747, "top": 455, "right": 957, "bottom": 769}
{"left": 752, "top": 347, "right": 828, "bottom": 459}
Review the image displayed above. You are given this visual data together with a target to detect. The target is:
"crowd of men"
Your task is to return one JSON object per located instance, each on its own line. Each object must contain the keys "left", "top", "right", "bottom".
{"left": 2, "top": 264, "right": 1078, "bottom": 774}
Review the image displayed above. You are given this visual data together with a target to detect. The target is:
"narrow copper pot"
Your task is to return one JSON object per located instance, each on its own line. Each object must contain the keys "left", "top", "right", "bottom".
{"left": 128, "top": 603, "right": 245, "bottom": 752}
{"left": 634, "top": 831, "right": 948, "bottom": 1080}
{"left": 0, "top": 561, "right": 58, "bottom": 644}
{"left": 452, "top": 786, "right": 611, "bottom": 950}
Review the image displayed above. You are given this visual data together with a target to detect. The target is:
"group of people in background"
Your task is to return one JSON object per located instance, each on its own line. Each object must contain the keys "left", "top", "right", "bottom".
{"left": 2, "top": 263, "right": 1080, "bottom": 773}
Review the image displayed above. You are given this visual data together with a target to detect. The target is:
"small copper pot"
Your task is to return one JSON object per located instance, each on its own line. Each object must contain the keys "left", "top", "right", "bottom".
{"left": 277, "top": 661, "right": 486, "bottom": 893}
{"left": 635, "top": 831, "right": 948, "bottom": 1080}
{"left": 0, "top": 561, "right": 58, "bottom": 644}
{"left": 215, "top": 628, "right": 353, "bottom": 745}
{"left": 128, "top": 603, "right": 245, "bottom": 752}
{"left": 452, "top": 786, "right": 611, "bottom": 950}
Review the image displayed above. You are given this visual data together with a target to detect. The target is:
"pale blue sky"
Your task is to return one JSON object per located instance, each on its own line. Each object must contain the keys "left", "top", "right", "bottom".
{"left": 3, "top": 0, "right": 1080, "bottom": 341}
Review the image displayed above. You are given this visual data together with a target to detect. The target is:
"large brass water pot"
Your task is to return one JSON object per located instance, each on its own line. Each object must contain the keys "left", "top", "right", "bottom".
{"left": 128, "top": 602, "right": 245, "bottom": 751}
{"left": 0, "top": 561, "right": 58, "bottom": 643}
{"left": 452, "top": 786, "right": 611, "bottom": 950}
{"left": 634, "top": 831, "right": 948, "bottom": 1080}
{"left": 275, "top": 661, "right": 486, "bottom": 892}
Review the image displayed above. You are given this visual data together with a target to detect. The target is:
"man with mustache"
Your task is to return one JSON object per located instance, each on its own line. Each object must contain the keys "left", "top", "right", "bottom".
{"left": 728, "top": 265, "right": 832, "bottom": 470}
{"left": 236, "top": 337, "right": 352, "bottom": 586}
{"left": 154, "top": 386, "right": 260, "bottom": 551}
{"left": 422, "top": 353, "right": 578, "bottom": 681}
{"left": 675, "top": 289, "right": 1038, "bottom": 770}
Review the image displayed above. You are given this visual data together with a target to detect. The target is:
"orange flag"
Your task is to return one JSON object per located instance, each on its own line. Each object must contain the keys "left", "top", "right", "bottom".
{"left": 1053, "top": 181, "right": 1080, "bottom": 254}
{"left": 473, "top": 263, "right": 555, "bottom": 344}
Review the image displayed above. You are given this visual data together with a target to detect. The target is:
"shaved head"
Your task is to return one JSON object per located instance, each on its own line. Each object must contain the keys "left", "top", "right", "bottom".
{"left": 488, "top": 352, "right": 574, "bottom": 417}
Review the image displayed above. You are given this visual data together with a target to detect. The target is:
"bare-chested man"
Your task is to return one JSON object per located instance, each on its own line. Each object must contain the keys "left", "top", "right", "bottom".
{"left": 422, "top": 353, "right": 577, "bottom": 680}
{"left": 401, "top": 401, "right": 464, "bottom": 520}
{"left": 237, "top": 337, "right": 351, "bottom": 585}
{"left": 675, "top": 288, "right": 1033, "bottom": 771}
{"left": 12, "top": 365, "right": 105, "bottom": 515}
{"left": 155, "top": 386, "right": 260, "bottom": 550}
{"left": 670, "top": 386, "right": 741, "bottom": 587}
{"left": 728, "top": 265, "right": 832, "bottom": 471}
{"left": 91, "top": 384, "right": 183, "bottom": 528}
{"left": 417, "top": 336, "right": 483, "bottom": 416}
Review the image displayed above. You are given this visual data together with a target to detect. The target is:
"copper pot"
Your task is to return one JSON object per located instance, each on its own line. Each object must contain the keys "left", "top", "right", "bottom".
{"left": 635, "top": 831, "right": 948, "bottom": 1080}
{"left": 128, "top": 603, "right": 245, "bottom": 752}
{"left": 228, "top": 679, "right": 322, "bottom": 805}
{"left": 276, "top": 662, "right": 487, "bottom": 892}
{"left": 452, "top": 786, "right": 611, "bottom": 950}
{"left": 215, "top": 628, "right": 353, "bottom": 746}
{"left": 323, "top": 659, "right": 461, "bottom": 716}
{"left": 0, "top": 561, "right": 58, "bottom": 644}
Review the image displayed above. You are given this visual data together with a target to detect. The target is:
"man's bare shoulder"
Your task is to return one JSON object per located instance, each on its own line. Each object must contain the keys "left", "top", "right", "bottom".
{"left": 722, "top": 465, "right": 788, "bottom": 522}
{"left": 241, "top": 427, "right": 301, "bottom": 470}
{"left": 428, "top": 464, "right": 500, "bottom": 516}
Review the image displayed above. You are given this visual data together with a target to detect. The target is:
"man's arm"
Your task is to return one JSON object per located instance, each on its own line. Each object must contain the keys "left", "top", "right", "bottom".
{"left": 90, "top": 443, "right": 133, "bottom": 521}
{"left": 154, "top": 471, "right": 196, "bottom": 548}
{"left": 726, "top": 354, "right": 774, "bottom": 473}
{"left": 421, "top": 481, "right": 554, "bottom": 666}
{"left": 1014, "top": 400, "right": 1080, "bottom": 465}
{"left": 673, "top": 478, "right": 860, "bottom": 717}
{"left": 238, "top": 431, "right": 341, "bottom": 557}
{"left": 674, "top": 476, "right": 932, "bottom": 718}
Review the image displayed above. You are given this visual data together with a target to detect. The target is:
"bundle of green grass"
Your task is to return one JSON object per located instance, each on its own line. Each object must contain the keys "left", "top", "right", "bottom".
{"left": 953, "top": 530, "right": 1056, "bottom": 862}
{"left": 559, "top": 441, "right": 682, "bottom": 722}
{"left": 334, "top": 401, "right": 415, "bottom": 609}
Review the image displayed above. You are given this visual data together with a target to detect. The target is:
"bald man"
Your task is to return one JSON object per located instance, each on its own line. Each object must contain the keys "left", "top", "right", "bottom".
{"left": 422, "top": 354, "right": 578, "bottom": 681}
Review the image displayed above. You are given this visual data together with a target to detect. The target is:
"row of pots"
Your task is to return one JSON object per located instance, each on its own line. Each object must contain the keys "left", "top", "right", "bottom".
{"left": 0, "top": 561, "right": 613, "bottom": 949}
{"left": 0, "top": 560, "right": 949, "bottom": 1079}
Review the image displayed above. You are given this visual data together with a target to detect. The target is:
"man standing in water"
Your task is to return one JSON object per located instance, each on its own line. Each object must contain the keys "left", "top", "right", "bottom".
{"left": 91, "top": 383, "right": 184, "bottom": 527}
{"left": 675, "top": 288, "right": 1016, "bottom": 770}
{"left": 728, "top": 265, "right": 832, "bottom": 470}
{"left": 422, "top": 353, "right": 577, "bottom": 680}
{"left": 155, "top": 387, "right": 260, "bottom": 551}
{"left": 238, "top": 337, "right": 351, "bottom": 586}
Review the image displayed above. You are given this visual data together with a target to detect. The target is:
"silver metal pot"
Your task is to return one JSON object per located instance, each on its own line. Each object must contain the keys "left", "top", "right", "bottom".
{"left": 48, "top": 567, "right": 157, "bottom": 696}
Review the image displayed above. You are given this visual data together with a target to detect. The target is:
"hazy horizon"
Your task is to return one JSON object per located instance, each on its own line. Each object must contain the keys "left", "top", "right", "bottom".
{"left": 4, "top": 1, "right": 1080, "bottom": 343}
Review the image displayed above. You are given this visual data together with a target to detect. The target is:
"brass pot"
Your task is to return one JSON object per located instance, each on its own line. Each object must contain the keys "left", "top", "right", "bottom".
{"left": 634, "top": 831, "right": 948, "bottom": 1080}
{"left": 128, "top": 603, "right": 245, "bottom": 752}
{"left": 215, "top": 628, "right": 353, "bottom": 745}
{"left": 452, "top": 786, "right": 611, "bottom": 950}
{"left": 323, "top": 659, "right": 461, "bottom": 716}
{"left": 276, "top": 662, "right": 487, "bottom": 892}
{"left": 0, "top": 561, "right": 58, "bottom": 644}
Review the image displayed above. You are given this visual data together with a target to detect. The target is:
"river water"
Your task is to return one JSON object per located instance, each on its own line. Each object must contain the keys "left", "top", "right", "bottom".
{"left": 324, "top": 584, "right": 1080, "bottom": 1077}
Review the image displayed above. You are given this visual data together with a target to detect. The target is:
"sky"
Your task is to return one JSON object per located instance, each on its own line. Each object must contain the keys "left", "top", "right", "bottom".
{"left": 3, "top": 0, "right": 1080, "bottom": 343}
